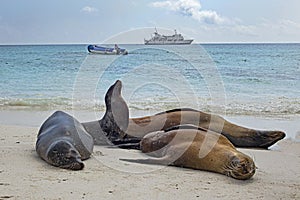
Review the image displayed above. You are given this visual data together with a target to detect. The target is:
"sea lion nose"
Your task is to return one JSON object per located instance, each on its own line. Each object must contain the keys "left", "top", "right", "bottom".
{"left": 73, "top": 161, "right": 84, "bottom": 170}
{"left": 241, "top": 164, "right": 248, "bottom": 174}
{"left": 242, "top": 163, "right": 254, "bottom": 174}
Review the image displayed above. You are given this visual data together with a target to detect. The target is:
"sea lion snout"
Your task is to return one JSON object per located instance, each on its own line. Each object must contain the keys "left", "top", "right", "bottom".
{"left": 47, "top": 141, "right": 84, "bottom": 170}
{"left": 68, "top": 160, "right": 84, "bottom": 170}
{"left": 64, "top": 147, "right": 85, "bottom": 170}
{"left": 227, "top": 155, "right": 256, "bottom": 180}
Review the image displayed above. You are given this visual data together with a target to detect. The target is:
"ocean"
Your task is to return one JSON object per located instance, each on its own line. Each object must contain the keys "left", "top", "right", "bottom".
{"left": 0, "top": 44, "right": 300, "bottom": 117}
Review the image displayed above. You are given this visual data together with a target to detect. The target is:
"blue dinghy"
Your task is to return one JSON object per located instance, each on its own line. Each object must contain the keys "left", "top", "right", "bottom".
{"left": 87, "top": 45, "right": 128, "bottom": 55}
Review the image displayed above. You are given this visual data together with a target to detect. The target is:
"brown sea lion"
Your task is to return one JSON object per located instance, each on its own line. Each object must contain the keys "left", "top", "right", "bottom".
{"left": 120, "top": 125, "right": 256, "bottom": 180}
{"left": 81, "top": 80, "right": 284, "bottom": 149}
{"left": 126, "top": 108, "right": 285, "bottom": 149}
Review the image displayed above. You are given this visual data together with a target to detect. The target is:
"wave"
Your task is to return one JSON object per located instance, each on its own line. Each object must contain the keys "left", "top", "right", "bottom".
{"left": 0, "top": 97, "right": 74, "bottom": 110}
{"left": 1, "top": 97, "right": 300, "bottom": 116}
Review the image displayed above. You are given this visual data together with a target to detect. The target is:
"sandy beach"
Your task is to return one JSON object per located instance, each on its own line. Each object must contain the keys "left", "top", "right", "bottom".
{"left": 1, "top": 0, "right": 300, "bottom": 199}
{"left": 0, "top": 111, "right": 299, "bottom": 200}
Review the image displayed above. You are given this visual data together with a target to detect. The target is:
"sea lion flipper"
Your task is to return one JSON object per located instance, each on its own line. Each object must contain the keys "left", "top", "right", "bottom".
{"left": 114, "top": 143, "right": 141, "bottom": 150}
{"left": 155, "top": 108, "right": 199, "bottom": 115}
{"left": 100, "top": 80, "right": 129, "bottom": 141}
{"left": 111, "top": 137, "right": 141, "bottom": 149}
{"left": 164, "top": 124, "right": 207, "bottom": 132}
{"left": 254, "top": 130, "right": 286, "bottom": 149}
{"left": 82, "top": 80, "right": 133, "bottom": 146}
{"left": 120, "top": 156, "right": 171, "bottom": 166}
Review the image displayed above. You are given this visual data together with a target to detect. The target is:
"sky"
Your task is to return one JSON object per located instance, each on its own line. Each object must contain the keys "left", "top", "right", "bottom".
{"left": 0, "top": 0, "right": 300, "bottom": 44}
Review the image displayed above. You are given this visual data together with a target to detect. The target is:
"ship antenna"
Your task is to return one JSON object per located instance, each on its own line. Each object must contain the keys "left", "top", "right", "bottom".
{"left": 155, "top": 27, "right": 158, "bottom": 33}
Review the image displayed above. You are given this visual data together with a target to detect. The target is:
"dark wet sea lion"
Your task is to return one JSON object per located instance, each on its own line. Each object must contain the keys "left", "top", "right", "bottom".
{"left": 126, "top": 108, "right": 285, "bottom": 149}
{"left": 82, "top": 80, "right": 130, "bottom": 145}
{"left": 121, "top": 126, "right": 256, "bottom": 180}
{"left": 36, "top": 111, "right": 94, "bottom": 170}
{"left": 36, "top": 80, "right": 130, "bottom": 170}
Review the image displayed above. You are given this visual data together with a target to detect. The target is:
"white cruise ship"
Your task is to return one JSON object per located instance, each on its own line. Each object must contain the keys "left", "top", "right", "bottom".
{"left": 144, "top": 29, "right": 193, "bottom": 45}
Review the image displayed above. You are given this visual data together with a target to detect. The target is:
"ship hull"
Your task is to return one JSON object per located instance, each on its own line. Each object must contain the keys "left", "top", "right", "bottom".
{"left": 144, "top": 39, "right": 193, "bottom": 45}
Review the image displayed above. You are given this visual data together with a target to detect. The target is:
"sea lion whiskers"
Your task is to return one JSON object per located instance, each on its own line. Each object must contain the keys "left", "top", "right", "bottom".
{"left": 46, "top": 140, "right": 84, "bottom": 170}
{"left": 223, "top": 154, "right": 256, "bottom": 180}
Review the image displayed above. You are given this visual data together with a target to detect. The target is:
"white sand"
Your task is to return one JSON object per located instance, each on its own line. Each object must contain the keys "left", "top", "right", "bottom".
{"left": 0, "top": 121, "right": 299, "bottom": 200}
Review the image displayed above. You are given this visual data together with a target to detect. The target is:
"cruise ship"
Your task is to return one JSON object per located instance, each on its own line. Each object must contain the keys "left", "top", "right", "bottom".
{"left": 144, "top": 29, "right": 193, "bottom": 45}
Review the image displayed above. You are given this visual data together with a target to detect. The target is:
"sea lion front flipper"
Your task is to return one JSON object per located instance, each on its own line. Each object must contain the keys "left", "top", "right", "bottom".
{"left": 164, "top": 124, "right": 207, "bottom": 132}
{"left": 111, "top": 137, "right": 142, "bottom": 149}
{"left": 120, "top": 155, "right": 172, "bottom": 166}
{"left": 113, "top": 143, "right": 141, "bottom": 150}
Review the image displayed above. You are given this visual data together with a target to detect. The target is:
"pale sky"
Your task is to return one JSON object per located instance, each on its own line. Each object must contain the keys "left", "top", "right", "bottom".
{"left": 0, "top": 0, "right": 300, "bottom": 44}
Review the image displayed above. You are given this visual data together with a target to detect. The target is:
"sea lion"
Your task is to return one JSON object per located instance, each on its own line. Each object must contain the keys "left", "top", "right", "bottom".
{"left": 36, "top": 111, "right": 94, "bottom": 170}
{"left": 36, "top": 80, "right": 132, "bottom": 170}
{"left": 126, "top": 108, "right": 285, "bottom": 149}
{"left": 120, "top": 125, "right": 256, "bottom": 180}
{"left": 81, "top": 82, "right": 285, "bottom": 148}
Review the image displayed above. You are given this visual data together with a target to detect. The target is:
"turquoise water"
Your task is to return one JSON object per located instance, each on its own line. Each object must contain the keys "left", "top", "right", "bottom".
{"left": 0, "top": 44, "right": 299, "bottom": 116}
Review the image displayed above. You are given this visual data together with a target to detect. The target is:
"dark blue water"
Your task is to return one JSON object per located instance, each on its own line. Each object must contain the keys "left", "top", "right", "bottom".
{"left": 0, "top": 44, "right": 299, "bottom": 115}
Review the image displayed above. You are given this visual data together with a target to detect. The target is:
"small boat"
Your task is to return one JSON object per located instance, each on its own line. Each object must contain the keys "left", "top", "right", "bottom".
{"left": 87, "top": 45, "right": 128, "bottom": 55}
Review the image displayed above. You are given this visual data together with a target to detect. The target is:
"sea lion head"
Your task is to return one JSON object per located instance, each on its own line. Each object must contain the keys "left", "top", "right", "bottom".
{"left": 47, "top": 140, "right": 84, "bottom": 170}
{"left": 224, "top": 153, "right": 256, "bottom": 180}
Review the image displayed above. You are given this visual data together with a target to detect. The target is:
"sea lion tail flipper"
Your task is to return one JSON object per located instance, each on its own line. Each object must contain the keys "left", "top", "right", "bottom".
{"left": 100, "top": 80, "right": 129, "bottom": 140}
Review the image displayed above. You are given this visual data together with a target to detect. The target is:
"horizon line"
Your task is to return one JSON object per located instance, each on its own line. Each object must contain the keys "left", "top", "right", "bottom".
{"left": 1, "top": 42, "right": 300, "bottom": 46}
